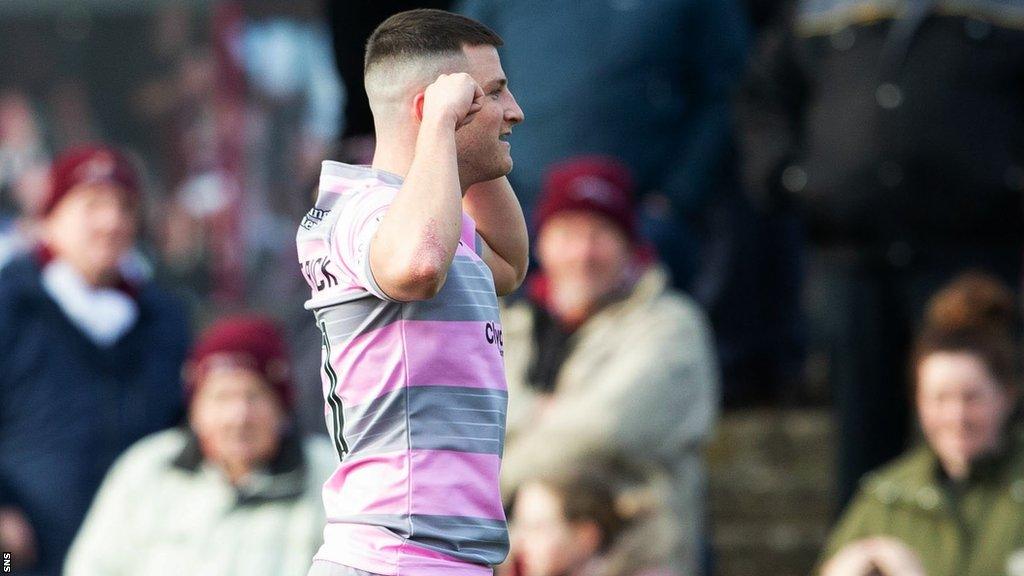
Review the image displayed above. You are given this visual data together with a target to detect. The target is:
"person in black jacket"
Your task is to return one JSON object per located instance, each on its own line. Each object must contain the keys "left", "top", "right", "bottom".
{"left": 736, "top": 0, "right": 1024, "bottom": 506}
{"left": 0, "top": 145, "right": 189, "bottom": 576}
{"left": 326, "top": 0, "right": 451, "bottom": 144}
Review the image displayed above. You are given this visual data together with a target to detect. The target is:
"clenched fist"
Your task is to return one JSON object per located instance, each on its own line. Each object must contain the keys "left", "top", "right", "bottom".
{"left": 421, "top": 73, "right": 485, "bottom": 129}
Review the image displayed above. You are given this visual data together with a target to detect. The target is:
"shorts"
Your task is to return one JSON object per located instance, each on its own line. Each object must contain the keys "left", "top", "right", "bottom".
{"left": 306, "top": 560, "right": 385, "bottom": 576}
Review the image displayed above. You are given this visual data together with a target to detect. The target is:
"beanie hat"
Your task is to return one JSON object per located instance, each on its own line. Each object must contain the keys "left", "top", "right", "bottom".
{"left": 184, "top": 315, "right": 294, "bottom": 410}
{"left": 44, "top": 145, "right": 140, "bottom": 216}
{"left": 536, "top": 156, "right": 637, "bottom": 240}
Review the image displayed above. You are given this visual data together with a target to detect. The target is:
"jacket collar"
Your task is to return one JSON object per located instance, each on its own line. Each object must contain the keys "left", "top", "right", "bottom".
{"left": 525, "top": 257, "right": 668, "bottom": 331}
{"left": 872, "top": 426, "right": 1024, "bottom": 511}
{"left": 172, "top": 425, "right": 307, "bottom": 504}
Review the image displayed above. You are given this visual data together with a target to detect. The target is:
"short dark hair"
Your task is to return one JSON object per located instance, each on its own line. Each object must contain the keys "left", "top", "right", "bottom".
{"left": 364, "top": 9, "right": 503, "bottom": 73}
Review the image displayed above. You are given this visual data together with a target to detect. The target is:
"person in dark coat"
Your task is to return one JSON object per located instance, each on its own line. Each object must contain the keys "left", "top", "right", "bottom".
{"left": 736, "top": 0, "right": 1024, "bottom": 505}
{"left": 0, "top": 145, "right": 190, "bottom": 576}
{"left": 455, "top": 0, "right": 750, "bottom": 290}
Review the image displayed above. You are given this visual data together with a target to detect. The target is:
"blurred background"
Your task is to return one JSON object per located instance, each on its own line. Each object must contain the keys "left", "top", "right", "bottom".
{"left": 2, "top": 1, "right": 1023, "bottom": 575}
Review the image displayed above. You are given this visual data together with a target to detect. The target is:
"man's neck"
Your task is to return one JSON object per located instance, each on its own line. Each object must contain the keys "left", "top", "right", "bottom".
{"left": 370, "top": 151, "right": 411, "bottom": 180}
{"left": 370, "top": 127, "right": 416, "bottom": 179}
{"left": 371, "top": 132, "right": 473, "bottom": 194}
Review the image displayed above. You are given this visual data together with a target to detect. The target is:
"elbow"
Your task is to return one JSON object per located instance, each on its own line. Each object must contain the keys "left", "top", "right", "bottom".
{"left": 403, "top": 261, "right": 448, "bottom": 300}
{"left": 493, "top": 258, "right": 528, "bottom": 297}
{"left": 379, "top": 258, "right": 448, "bottom": 301}
{"left": 511, "top": 258, "right": 529, "bottom": 289}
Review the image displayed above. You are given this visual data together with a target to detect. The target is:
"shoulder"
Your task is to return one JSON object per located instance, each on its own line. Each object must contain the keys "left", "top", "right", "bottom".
{"left": 613, "top": 269, "right": 715, "bottom": 357}
{"left": 855, "top": 446, "right": 940, "bottom": 510}
{"left": 105, "top": 428, "right": 191, "bottom": 483}
{"left": 328, "top": 185, "right": 397, "bottom": 249}
{"left": 343, "top": 184, "right": 398, "bottom": 215}
{"left": 651, "top": 289, "right": 711, "bottom": 334}
{"left": 349, "top": 186, "right": 397, "bottom": 228}
{"left": 122, "top": 428, "right": 190, "bottom": 463}
{"left": 626, "top": 267, "right": 709, "bottom": 329}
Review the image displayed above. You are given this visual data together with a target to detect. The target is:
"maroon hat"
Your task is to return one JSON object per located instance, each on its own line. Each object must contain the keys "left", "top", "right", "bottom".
{"left": 536, "top": 156, "right": 637, "bottom": 240}
{"left": 184, "top": 315, "right": 294, "bottom": 410}
{"left": 44, "top": 145, "right": 140, "bottom": 216}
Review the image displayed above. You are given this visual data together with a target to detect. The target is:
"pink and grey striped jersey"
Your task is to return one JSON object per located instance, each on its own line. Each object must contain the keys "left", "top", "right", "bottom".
{"left": 296, "top": 161, "right": 509, "bottom": 576}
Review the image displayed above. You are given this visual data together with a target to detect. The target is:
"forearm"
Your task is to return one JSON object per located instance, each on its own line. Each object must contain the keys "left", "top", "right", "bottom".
{"left": 463, "top": 177, "right": 529, "bottom": 293}
{"left": 371, "top": 116, "right": 464, "bottom": 299}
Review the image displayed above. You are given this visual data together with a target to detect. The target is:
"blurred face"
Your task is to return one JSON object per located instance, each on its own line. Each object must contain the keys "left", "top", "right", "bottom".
{"left": 456, "top": 44, "right": 524, "bottom": 186}
{"left": 537, "top": 211, "right": 633, "bottom": 322}
{"left": 45, "top": 182, "right": 137, "bottom": 286}
{"left": 916, "top": 352, "right": 1014, "bottom": 479}
{"left": 512, "top": 483, "right": 599, "bottom": 576}
{"left": 190, "top": 366, "right": 286, "bottom": 482}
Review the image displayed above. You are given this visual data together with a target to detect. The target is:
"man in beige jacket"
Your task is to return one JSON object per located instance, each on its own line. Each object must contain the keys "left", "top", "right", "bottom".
{"left": 500, "top": 156, "right": 720, "bottom": 575}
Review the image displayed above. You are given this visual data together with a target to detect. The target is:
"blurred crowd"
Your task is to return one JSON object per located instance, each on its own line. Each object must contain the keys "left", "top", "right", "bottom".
{"left": 1, "top": 0, "right": 1023, "bottom": 575}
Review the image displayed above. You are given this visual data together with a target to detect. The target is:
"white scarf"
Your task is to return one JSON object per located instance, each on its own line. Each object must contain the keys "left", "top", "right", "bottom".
{"left": 41, "top": 260, "right": 139, "bottom": 347}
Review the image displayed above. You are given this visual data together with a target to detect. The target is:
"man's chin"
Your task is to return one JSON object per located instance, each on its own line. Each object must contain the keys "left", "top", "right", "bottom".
{"left": 492, "top": 156, "right": 514, "bottom": 178}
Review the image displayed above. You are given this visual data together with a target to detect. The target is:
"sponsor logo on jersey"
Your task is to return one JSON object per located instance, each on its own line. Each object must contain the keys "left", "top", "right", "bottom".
{"left": 300, "top": 207, "right": 331, "bottom": 230}
{"left": 485, "top": 321, "right": 504, "bottom": 356}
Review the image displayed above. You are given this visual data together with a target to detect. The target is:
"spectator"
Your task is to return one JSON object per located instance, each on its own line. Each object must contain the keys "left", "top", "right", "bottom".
{"left": 240, "top": 0, "right": 345, "bottom": 216}
{"left": 0, "top": 91, "right": 50, "bottom": 268}
{"left": 508, "top": 463, "right": 680, "bottom": 576}
{"left": 64, "top": 315, "right": 335, "bottom": 576}
{"left": 736, "top": 0, "right": 1024, "bottom": 505}
{"left": 456, "top": 0, "right": 749, "bottom": 289}
{"left": 818, "top": 273, "right": 1024, "bottom": 576}
{"left": 0, "top": 145, "right": 190, "bottom": 576}
{"left": 500, "top": 157, "right": 720, "bottom": 575}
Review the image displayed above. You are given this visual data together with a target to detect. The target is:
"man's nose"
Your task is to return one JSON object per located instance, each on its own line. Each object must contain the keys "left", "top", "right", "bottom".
{"left": 505, "top": 93, "right": 524, "bottom": 125}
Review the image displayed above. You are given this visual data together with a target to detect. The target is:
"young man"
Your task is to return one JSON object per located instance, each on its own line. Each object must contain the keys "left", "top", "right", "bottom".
{"left": 296, "top": 9, "right": 527, "bottom": 576}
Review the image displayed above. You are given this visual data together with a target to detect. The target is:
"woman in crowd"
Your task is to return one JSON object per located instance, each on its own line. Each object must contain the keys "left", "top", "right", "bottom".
{"left": 507, "top": 463, "right": 680, "bottom": 576}
{"left": 819, "top": 273, "right": 1024, "bottom": 576}
{"left": 63, "top": 315, "right": 336, "bottom": 576}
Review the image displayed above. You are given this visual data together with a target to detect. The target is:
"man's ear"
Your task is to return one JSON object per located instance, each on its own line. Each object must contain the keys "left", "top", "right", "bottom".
{"left": 413, "top": 92, "right": 426, "bottom": 123}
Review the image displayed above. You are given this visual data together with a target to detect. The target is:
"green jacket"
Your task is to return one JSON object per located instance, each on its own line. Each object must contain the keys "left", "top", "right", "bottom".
{"left": 820, "top": 428, "right": 1024, "bottom": 576}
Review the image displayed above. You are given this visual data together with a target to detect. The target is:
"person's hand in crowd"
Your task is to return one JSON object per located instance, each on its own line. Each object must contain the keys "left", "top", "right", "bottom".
{"left": 0, "top": 506, "right": 38, "bottom": 569}
{"left": 868, "top": 538, "right": 928, "bottom": 576}
{"left": 822, "top": 537, "right": 927, "bottom": 576}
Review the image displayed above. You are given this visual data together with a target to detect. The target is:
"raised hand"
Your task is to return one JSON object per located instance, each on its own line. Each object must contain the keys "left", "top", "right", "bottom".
{"left": 421, "top": 72, "right": 485, "bottom": 129}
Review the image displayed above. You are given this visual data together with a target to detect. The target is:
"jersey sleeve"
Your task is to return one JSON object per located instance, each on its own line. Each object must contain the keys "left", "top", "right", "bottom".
{"left": 460, "top": 211, "right": 483, "bottom": 256}
{"left": 331, "top": 186, "right": 398, "bottom": 302}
